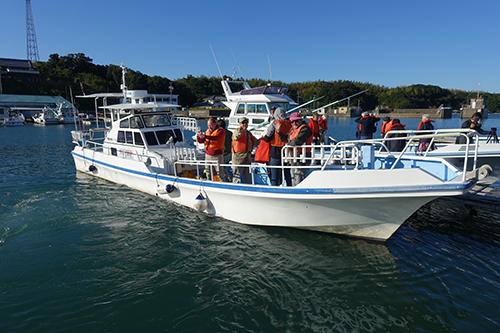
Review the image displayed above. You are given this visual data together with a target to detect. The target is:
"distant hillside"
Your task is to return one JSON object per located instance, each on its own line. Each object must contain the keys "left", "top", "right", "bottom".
{"left": 2, "top": 53, "right": 499, "bottom": 113}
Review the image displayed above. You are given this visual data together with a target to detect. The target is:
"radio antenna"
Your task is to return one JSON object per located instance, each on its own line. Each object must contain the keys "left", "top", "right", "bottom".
{"left": 268, "top": 54, "right": 273, "bottom": 84}
{"left": 209, "top": 44, "right": 223, "bottom": 79}
{"left": 229, "top": 47, "right": 245, "bottom": 81}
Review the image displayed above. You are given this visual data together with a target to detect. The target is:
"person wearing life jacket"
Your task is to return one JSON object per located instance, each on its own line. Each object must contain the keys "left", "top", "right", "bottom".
{"left": 416, "top": 114, "right": 436, "bottom": 153}
{"left": 385, "top": 119, "right": 407, "bottom": 152}
{"left": 262, "top": 107, "right": 292, "bottom": 186}
{"left": 231, "top": 117, "right": 257, "bottom": 184}
{"left": 287, "top": 112, "right": 313, "bottom": 186}
{"left": 355, "top": 112, "right": 380, "bottom": 139}
{"left": 380, "top": 116, "right": 394, "bottom": 137}
{"left": 319, "top": 115, "right": 328, "bottom": 143}
{"left": 196, "top": 117, "right": 226, "bottom": 181}
{"left": 308, "top": 113, "right": 321, "bottom": 145}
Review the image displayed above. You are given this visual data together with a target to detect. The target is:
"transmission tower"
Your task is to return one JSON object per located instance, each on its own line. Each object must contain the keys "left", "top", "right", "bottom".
{"left": 26, "top": 0, "right": 40, "bottom": 62}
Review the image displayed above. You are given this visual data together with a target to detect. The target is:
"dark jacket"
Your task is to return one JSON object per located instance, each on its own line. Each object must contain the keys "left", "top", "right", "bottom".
{"left": 456, "top": 119, "right": 491, "bottom": 144}
{"left": 417, "top": 120, "right": 434, "bottom": 143}
{"left": 355, "top": 116, "right": 380, "bottom": 139}
{"left": 386, "top": 124, "right": 407, "bottom": 152}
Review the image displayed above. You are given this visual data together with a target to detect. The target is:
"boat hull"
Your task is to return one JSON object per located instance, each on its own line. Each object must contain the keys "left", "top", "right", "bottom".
{"left": 72, "top": 147, "right": 472, "bottom": 241}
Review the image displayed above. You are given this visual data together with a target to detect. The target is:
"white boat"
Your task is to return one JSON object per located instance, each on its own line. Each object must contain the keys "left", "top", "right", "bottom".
{"left": 54, "top": 101, "right": 78, "bottom": 124}
{"left": 4, "top": 110, "right": 26, "bottom": 126}
{"left": 380, "top": 128, "right": 500, "bottom": 177}
{"left": 32, "top": 106, "right": 61, "bottom": 125}
{"left": 70, "top": 65, "right": 483, "bottom": 242}
{"left": 222, "top": 79, "right": 296, "bottom": 138}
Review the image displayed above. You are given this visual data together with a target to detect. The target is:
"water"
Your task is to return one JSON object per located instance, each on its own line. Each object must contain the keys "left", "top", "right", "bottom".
{"left": 1, "top": 120, "right": 500, "bottom": 332}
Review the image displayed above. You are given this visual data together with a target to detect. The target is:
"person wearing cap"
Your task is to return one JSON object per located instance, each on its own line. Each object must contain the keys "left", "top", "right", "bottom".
{"left": 231, "top": 117, "right": 257, "bottom": 184}
{"left": 456, "top": 112, "right": 493, "bottom": 144}
{"left": 380, "top": 116, "right": 393, "bottom": 137}
{"left": 262, "top": 107, "right": 292, "bottom": 186}
{"left": 196, "top": 117, "right": 226, "bottom": 181}
{"left": 285, "top": 112, "right": 313, "bottom": 186}
{"left": 355, "top": 111, "right": 380, "bottom": 139}
{"left": 269, "top": 106, "right": 277, "bottom": 122}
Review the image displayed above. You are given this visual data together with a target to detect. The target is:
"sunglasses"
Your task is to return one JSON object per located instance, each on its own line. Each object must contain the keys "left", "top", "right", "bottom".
{"left": 291, "top": 120, "right": 300, "bottom": 123}
{"left": 242, "top": 121, "right": 248, "bottom": 124}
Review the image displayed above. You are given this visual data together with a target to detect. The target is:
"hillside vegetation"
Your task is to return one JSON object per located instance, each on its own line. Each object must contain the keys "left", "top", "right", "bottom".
{"left": 3, "top": 53, "right": 499, "bottom": 113}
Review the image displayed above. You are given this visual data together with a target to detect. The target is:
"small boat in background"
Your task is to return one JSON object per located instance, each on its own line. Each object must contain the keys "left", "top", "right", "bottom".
{"left": 32, "top": 106, "right": 60, "bottom": 125}
{"left": 54, "top": 101, "right": 78, "bottom": 124}
{"left": 4, "top": 110, "right": 26, "bottom": 126}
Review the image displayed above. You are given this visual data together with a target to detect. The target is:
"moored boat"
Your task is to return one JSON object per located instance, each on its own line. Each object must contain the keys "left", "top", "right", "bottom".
{"left": 4, "top": 110, "right": 26, "bottom": 126}
{"left": 70, "top": 64, "right": 483, "bottom": 242}
{"left": 32, "top": 106, "right": 61, "bottom": 125}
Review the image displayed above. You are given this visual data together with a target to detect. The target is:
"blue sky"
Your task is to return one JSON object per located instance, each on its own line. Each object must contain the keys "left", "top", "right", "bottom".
{"left": 2, "top": 0, "right": 500, "bottom": 93}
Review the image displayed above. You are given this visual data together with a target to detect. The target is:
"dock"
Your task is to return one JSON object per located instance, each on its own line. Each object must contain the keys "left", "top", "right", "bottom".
{"left": 445, "top": 180, "right": 500, "bottom": 210}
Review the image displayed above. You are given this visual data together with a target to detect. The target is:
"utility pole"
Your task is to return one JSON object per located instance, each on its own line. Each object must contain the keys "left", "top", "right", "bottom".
{"left": 26, "top": 0, "right": 40, "bottom": 62}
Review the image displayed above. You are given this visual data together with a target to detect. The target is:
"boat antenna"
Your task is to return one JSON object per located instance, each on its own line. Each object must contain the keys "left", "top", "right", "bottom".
{"left": 120, "top": 62, "right": 127, "bottom": 99}
{"left": 229, "top": 47, "right": 245, "bottom": 81}
{"left": 209, "top": 44, "right": 223, "bottom": 79}
{"left": 268, "top": 54, "right": 273, "bottom": 84}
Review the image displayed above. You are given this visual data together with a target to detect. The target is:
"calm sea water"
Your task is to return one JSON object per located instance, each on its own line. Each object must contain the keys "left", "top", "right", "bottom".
{"left": 1, "top": 117, "right": 500, "bottom": 332}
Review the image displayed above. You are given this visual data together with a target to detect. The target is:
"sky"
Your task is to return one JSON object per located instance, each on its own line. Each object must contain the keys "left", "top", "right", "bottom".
{"left": 2, "top": 0, "right": 500, "bottom": 93}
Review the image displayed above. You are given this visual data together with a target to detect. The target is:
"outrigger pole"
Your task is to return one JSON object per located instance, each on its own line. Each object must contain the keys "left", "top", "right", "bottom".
{"left": 248, "top": 95, "right": 325, "bottom": 132}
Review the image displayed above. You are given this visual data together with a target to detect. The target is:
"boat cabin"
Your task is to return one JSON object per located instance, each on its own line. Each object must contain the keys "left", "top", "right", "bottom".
{"left": 222, "top": 79, "right": 293, "bottom": 137}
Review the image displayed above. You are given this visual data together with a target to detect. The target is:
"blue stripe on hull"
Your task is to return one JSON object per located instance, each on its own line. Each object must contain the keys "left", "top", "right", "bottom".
{"left": 72, "top": 151, "right": 473, "bottom": 195}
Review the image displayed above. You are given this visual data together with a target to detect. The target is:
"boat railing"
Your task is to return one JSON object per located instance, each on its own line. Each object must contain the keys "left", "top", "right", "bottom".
{"left": 171, "top": 116, "right": 199, "bottom": 132}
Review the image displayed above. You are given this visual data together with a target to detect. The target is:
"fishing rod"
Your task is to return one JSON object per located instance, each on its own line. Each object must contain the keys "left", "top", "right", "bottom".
{"left": 302, "top": 89, "right": 369, "bottom": 116}
{"left": 248, "top": 95, "right": 325, "bottom": 132}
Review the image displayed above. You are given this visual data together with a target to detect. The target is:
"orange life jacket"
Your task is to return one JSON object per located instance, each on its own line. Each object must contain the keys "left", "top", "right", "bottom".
{"left": 381, "top": 119, "right": 394, "bottom": 135}
{"left": 270, "top": 119, "right": 292, "bottom": 148}
{"left": 308, "top": 119, "right": 320, "bottom": 137}
{"left": 232, "top": 130, "right": 255, "bottom": 153}
{"left": 319, "top": 118, "right": 328, "bottom": 131}
{"left": 204, "top": 127, "right": 225, "bottom": 151}
{"left": 289, "top": 124, "right": 313, "bottom": 153}
{"left": 417, "top": 119, "right": 434, "bottom": 131}
{"left": 358, "top": 115, "right": 376, "bottom": 132}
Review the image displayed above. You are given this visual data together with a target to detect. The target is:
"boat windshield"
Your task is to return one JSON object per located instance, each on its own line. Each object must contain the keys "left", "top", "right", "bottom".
{"left": 141, "top": 114, "right": 171, "bottom": 128}
{"left": 269, "top": 103, "right": 289, "bottom": 111}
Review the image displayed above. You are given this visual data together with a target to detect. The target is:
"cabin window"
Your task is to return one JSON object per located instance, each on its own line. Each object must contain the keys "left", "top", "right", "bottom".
{"left": 144, "top": 132, "right": 159, "bottom": 145}
{"left": 156, "top": 130, "right": 176, "bottom": 144}
{"left": 142, "top": 114, "right": 171, "bottom": 127}
{"left": 117, "top": 131, "right": 125, "bottom": 143}
{"left": 253, "top": 119, "right": 265, "bottom": 124}
{"left": 130, "top": 116, "right": 144, "bottom": 128}
{"left": 256, "top": 104, "right": 267, "bottom": 114}
{"left": 174, "top": 128, "right": 183, "bottom": 142}
{"left": 236, "top": 103, "right": 245, "bottom": 114}
{"left": 126, "top": 131, "right": 133, "bottom": 144}
{"left": 120, "top": 119, "right": 130, "bottom": 128}
{"left": 270, "top": 103, "right": 289, "bottom": 111}
{"left": 134, "top": 132, "right": 144, "bottom": 146}
{"left": 247, "top": 104, "right": 256, "bottom": 113}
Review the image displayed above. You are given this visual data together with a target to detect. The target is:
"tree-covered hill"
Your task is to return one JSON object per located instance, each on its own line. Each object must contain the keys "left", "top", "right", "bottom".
{"left": 2, "top": 53, "right": 499, "bottom": 112}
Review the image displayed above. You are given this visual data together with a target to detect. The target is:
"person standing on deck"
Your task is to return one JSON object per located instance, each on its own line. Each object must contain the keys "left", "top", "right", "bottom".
{"left": 217, "top": 119, "right": 233, "bottom": 182}
{"left": 308, "top": 113, "right": 321, "bottom": 145}
{"left": 232, "top": 117, "right": 257, "bottom": 184}
{"left": 262, "top": 107, "right": 292, "bottom": 186}
{"left": 319, "top": 115, "right": 328, "bottom": 143}
{"left": 416, "top": 114, "right": 436, "bottom": 153}
{"left": 287, "top": 112, "right": 313, "bottom": 186}
{"left": 196, "top": 117, "right": 225, "bottom": 181}
{"left": 355, "top": 112, "right": 380, "bottom": 139}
